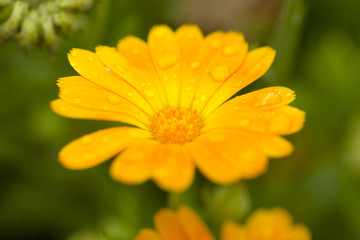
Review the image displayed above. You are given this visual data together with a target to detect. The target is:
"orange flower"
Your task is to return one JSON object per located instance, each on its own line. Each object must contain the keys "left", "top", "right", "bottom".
{"left": 51, "top": 24, "right": 305, "bottom": 192}
{"left": 134, "top": 206, "right": 311, "bottom": 240}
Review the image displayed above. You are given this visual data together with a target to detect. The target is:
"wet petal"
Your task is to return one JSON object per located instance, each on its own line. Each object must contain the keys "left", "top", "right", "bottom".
{"left": 177, "top": 206, "right": 215, "bottom": 240}
{"left": 95, "top": 46, "right": 167, "bottom": 110}
{"left": 205, "top": 87, "right": 304, "bottom": 135}
{"left": 59, "top": 127, "right": 152, "bottom": 169}
{"left": 68, "top": 48, "right": 154, "bottom": 114}
{"left": 191, "top": 31, "right": 248, "bottom": 113}
{"left": 110, "top": 140, "right": 158, "bottom": 185}
{"left": 186, "top": 130, "right": 268, "bottom": 184}
{"left": 51, "top": 99, "right": 148, "bottom": 129}
{"left": 202, "top": 47, "right": 276, "bottom": 116}
{"left": 148, "top": 25, "right": 182, "bottom": 107}
{"left": 151, "top": 144, "right": 195, "bottom": 192}
{"left": 56, "top": 76, "right": 151, "bottom": 128}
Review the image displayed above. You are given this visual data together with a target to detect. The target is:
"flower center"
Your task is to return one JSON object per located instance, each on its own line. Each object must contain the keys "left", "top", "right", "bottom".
{"left": 150, "top": 107, "right": 204, "bottom": 144}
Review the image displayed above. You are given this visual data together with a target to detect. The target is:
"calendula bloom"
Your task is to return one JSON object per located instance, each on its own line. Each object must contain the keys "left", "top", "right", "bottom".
{"left": 134, "top": 206, "right": 311, "bottom": 240}
{"left": 51, "top": 24, "right": 305, "bottom": 192}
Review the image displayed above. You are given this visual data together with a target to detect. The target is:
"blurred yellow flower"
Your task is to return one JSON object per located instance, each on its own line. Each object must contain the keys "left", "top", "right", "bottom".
{"left": 134, "top": 206, "right": 311, "bottom": 240}
{"left": 51, "top": 24, "right": 305, "bottom": 192}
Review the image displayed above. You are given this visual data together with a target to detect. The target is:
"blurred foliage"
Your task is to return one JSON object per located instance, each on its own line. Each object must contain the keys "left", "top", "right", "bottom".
{"left": 0, "top": 0, "right": 360, "bottom": 239}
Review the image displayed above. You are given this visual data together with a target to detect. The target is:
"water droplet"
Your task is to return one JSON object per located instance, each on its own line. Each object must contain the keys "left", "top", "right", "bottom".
{"left": 107, "top": 94, "right": 120, "bottom": 104}
{"left": 102, "top": 137, "right": 110, "bottom": 143}
{"left": 83, "top": 153, "right": 95, "bottom": 160}
{"left": 223, "top": 45, "right": 237, "bottom": 56}
{"left": 105, "top": 67, "right": 110, "bottom": 71}
{"left": 71, "top": 51, "right": 78, "bottom": 57}
{"left": 127, "top": 92, "right": 133, "bottom": 97}
{"left": 234, "top": 82, "right": 243, "bottom": 88}
{"left": 240, "top": 99, "right": 247, "bottom": 104}
{"left": 158, "top": 54, "right": 177, "bottom": 69}
{"left": 81, "top": 136, "right": 92, "bottom": 144}
{"left": 88, "top": 56, "right": 93, "bottom": 61}
{"left": 60, "top": 107, "right": 68, "bottom": 112}
{"left": 116, "top": 65, "right": 125, "bottom": 72}
{"left": 233, "top": 106, "right": 240, "bottom": 110}
{"left": 103, "top": 105, "right": 109, "bottom": 110}
{"left": 141, "top": 82, "right": 146, "bottom": 87}
{"left": 74, "top": 98, "right": 82, "bottom": 104}
{"left": 210, "top": 39, "right": 222, "bottom": 49}
{"left": 190, "top": 78, "right": 195, "bottom": 83}
{"left": 210, "top": 65, "right": 230, "bottom": 82}
{"left": 191, "top": 61, "right": 200, "bottom": 69}
{"left": 238, "top": 119, "right": 250, "bottom": 127}
{"left": 86, "top": 74, "right": 91, "bottom": 79}
{"left": 200, "top": 94, "right": 207, "bottom": 102}
{"left": 145, "top": 89, "right": 155, "bottom": 97}
{"left": 163, "top": 76, "right": 169, "bottom": 81}
{"left": 62, "top": 90, "right": 69, "bottom": 95}
{"left": 70, "top": 61, "right": 77, "bottom": 67}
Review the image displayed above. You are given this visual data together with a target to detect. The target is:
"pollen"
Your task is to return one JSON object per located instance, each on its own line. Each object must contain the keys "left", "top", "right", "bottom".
{"left": 150, "top": 107, "right": 204, "bottom": 144}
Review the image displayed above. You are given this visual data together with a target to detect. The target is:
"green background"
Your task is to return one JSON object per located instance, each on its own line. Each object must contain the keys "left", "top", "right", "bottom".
{"left": 1, "top": 0, "right": 360, "bottom": 239}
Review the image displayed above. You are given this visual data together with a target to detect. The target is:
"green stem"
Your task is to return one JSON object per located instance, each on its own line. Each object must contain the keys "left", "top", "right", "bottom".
{"left": 167, "top": 192, "right": 182, "bottom": 209}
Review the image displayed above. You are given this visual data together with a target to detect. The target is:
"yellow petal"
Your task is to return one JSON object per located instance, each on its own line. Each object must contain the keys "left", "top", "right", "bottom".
{"left": 134, "top": 229, "right": 161, "bottom": 240}
{"left": 246, "top": 208, "right": 293, "bottom": 240}
{"left": 177, "top": 206, "right": 215, "bottom": 240}
{"left": 151, "top": 144, "right": 195, "bottom": 193}
{"left": 56, "top": 76, "right": 151, "bottom": 128}
{"left": 51, "top": 99, "right": 148, "bottom": 129}
{"left": 68, "top": 48, "right": 154, "bottom": 114}
{"left": 95, "top": 46, "right": 167, "bottom": 110}
{"left": 175, "top": 25, "right": 206, "bottom": 108}
{"left": 221, "top": 221, "right": 247, "bottom": 240}
{"left": 148, "top": 25, "right": 182, "bottom": 107}
{"left": 109, "top": 140, "right": 158, "bottom": 185}
{"left": 59, "top": 127, "right": 152, "bottom": 169}
{"left": 191, "top": 31, "right": 248, "bottom": 113}
{"left": 185, "top": 130, "right": 268, "bottom": 184}
{"left": 202, "top": 47, "right": 276, "bottom": 117}
{"left": 154, "top": 209, "right": 190, "bottom": 240}
{"left": 205, "top": 90, "right": 305, "bottom": 135}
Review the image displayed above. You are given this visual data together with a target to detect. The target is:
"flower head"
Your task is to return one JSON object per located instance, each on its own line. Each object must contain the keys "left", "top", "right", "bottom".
{"left": 0, "top": 0, "right": 93, "bottom": 52}
{"left": 134, "top": 206, "right": 311, "bottom": 240}
{"left": 51, "top": 24, "right": 305, "bottom": 192}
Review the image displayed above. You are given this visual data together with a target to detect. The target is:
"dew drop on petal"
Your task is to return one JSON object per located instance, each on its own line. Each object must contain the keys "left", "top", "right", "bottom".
{"left": 81, "top": 136, "right": 92, "bottom": 144}
{"left": 200, "top": 94, "right": 207, "bottom": 102}
{"left": 210, "top": 65, "right": 230, "bottom": 82}
{"left": 103, "top": 105, "right": 109, "bottom": 110}
{"left": 105, "top": 67, "right": 110, "bottom": 71}
{"left": 238, "top": 119, "right": 250, "bottom": 127}
{"left": 191, "top": 61, "right": 200, "bottom": 69}
{"left": 102, "top": 137, "right": 110, "bottom": 143}
{"left": 70, "top": 61, "right": 77, "bottom": 67}
{"left": 145, "top": 89, "right": 155, "bottom": 97}
{"left": 223, "top": 45, "right": 237, "bottom": 56}
{"left": 74, "top": 98, "right": 82, "bottom": 104}
{"left": 62, "top": 90, "right": 69, "bottom": 95}
{"left": 210, "top": 39, "right": 222, "bottom": 49}
{"left": 88, "top": 56, "right": 93, "bottom": 61}
{"left": 116, "top": 65, "right": 125, "bottom": 72}
{"left": 71, "top": 51, "right": 78, "bottom": 57}
{"left": 127, "top": 92, "right": 133, "bottom": 97}
{"left": 158, "top": 54, "right": 177, "bottom": 69}
{"left": 233, "top": 106, "right": 240, "bottom": 110}
{"left": 107, "top": 94, "right": 120, "bottom": 104}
